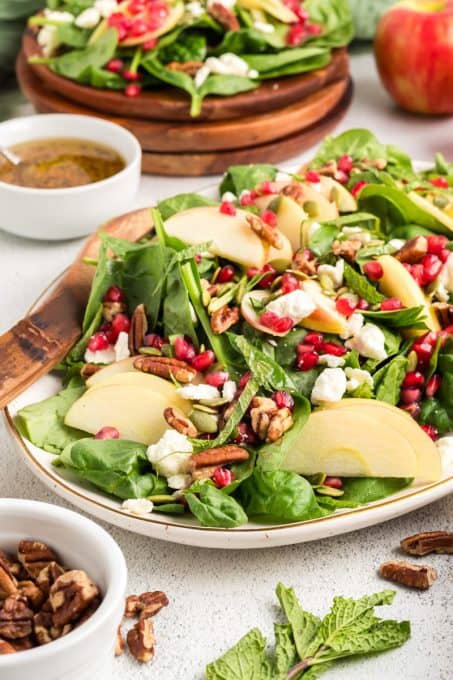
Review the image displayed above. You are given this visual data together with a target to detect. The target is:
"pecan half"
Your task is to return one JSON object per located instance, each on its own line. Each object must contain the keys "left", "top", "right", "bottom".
{"left": 80, "top": 363, "right": 102, "bottom": 380}
{"left": 394, "top": 236, "right": 428, "bottom": 264}
{"left": 49, "top": 570, "right": 100, "bottom": 626}
{"left": 250, "top": 397, "right": 278, "bottom": 441}
{"left": 210, "top": 305, "right": 240, "bottom": 335}
{"left": 266, "top": 407, "right": 293, "bottom": 443}
{"left": 125, "top": 595, "right": 141, "bottom": 618}
{"left": 129, "top": 304, "right": 148, "bottom": 355}
{"left": 208, "top": 2, "right": 240, "bottom": 31}
{"left": 0, "top": 554, "right": 18, "bottom": 599}
{"left": 401, "top": 531, "right": 453, "bottom": 557}
{"left": 246, "top": 214, "right": 283, "bottom": 249}
{"left": 127, "top": 617, "right": 155, "bottom": 663}
{"left": 12, "top": 636, "right": 34, "bottom": 652}
{"left": 191, "top": 465, "right": 218, "bottom": 482}
{"left": 292, "top": 249, "right": 317, "bottom": 276}
{"left": 17, "top": 540, "right": 58, "bottom": 579}
{"left": 36, "top": 562, "right": 66, "bottom": 596}
{"left": 281, "top": 182, "right": 305, "bottom": 205}
{"left": 137, "top": 591, "right": 169, "bottom": 620}
{"left": 331, "top": 238, "right": 362, "bottom": 262}
{"left": 188, "top": 445, "right": 249, "bottom": 470}
{"left": 115, "top": 626, "right": 124, "bottom": 656}
{"left": 133, "top": 356, "right": 196, "bottom": 383}
{"left": 33, "top": 609, "right": 53, "bottom": 645}
{"left": 432, "top": 302, "right": 453, "bottom": 327}
{"left": 102, "top": 300, "right": 126, "bottom": 322}
{"left": 17, "top": 581, "right": 45, "bottom": 610}
{"left": 164, "top": 407, "right": 198, "bottom": 437}
{"left": 0, "top": 596, "right": 33, "bottom": 640}
{"left": 0, "top": 639, "right": 16, "bottom": 654}
{"left": 379, "top": 560, "right": 437, "bottom": 590}
{"left": 166, "top": 60, "right": 204, "bottom": 76}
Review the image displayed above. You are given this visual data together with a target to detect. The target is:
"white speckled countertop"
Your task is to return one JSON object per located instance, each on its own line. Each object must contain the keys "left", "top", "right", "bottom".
{"left": 0, "top": 45, "right": 452, "bottom": 679}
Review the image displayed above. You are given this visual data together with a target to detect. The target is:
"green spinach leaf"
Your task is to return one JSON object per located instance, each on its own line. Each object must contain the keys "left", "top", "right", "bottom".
{"left": 220, "top": 164, "right": 277, "bottom": 197}
{"left": 343, "top": 262, "right": 384, "bottom": 304}
{"left": 157, "top": 193, "right": 217, "bottom": 220}
{"left": 185, "top": 483, "right": 248, "bottom": 528}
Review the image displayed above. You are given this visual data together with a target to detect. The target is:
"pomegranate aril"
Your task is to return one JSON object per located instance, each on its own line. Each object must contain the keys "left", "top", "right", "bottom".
{"left": 239, "top": 371, "right": 251, "bottom": 389}
{"left": 297, "top": 351, "right": 319, "bottom": 371}
{"left": 174, "top": 336, "right": 196, "bottom": 361}
{"left": 144, "top": 333, "right": 167, "bottom": 349}
{"left": 261, "top": 209, "right": 277, "bottom": 227}
{"left": 103, "top": 285, "right": 125, "bottom": 302}
{"left": 425, "top": 374, "right": 441, "bottom": 398}
{"left": 257, "top": 264, "right": 277, "bottom": 289}
{"left": 240, "top": 192, "right": 254, "bottom": 206}
{"left": 402, "top": 371, "right": 424, "bottom": 388}
{"left": 273, "top": 390, "right": 295, "bottom": 410}
{"left": 429, "top": 177, "right": 449, "bottom": 189}
{"left": 363, "top": 261, "right": 383, "bottom": 281}
{"left": 258, "top": 180, "right": 275, "bottom": 195}
{"left": 246, "top": 266, "right": 260, "bottom": 279}
{"left": 297, "top": 343, "right": 315, "bottom": 355}
{"left": 130, "top": 19, "right": 148, "bottom": 36}
{"left": 304, "top": 332, "right": 324, "bottom": 347}
{"left": 426, "top": 234, "right": 448, "bottom": 255}
{"left": 306, "top": 22, "right": 322, "bottom": 34}
{"left": 206, "top": 371, "right": 229, "bottom": 388}
{"left": 287, "top": 22, "right": 307, "bottom": 46}
{"left": 217, "top": 265, "right": 235, "bottom": 283}
{"left": 412, "top": 342, "right": 433, "bottom": 363}
{"left": 273, "top": 316, "right": 294, "bottom": 333}
{"left": 191, "top": 350, "right": 215, "bottom": 372}
{"left": 100, "top": 322, "right": 116, "bottom": 345}
{"left": 123, "top": 69, "right": 141, "bottom": 81}
{"left": 87, "top": 332, "right": 110, "bottom": 352}
{"left": 143, "top": 38, "right": 158, "bottom": 50}
{"left": 351, "top": 180, "right": 367, "bottom": 198}
{"left": 356, "top": 298, "right": 370, "bottom": 310}
{"left": 421, "top": 254, "right": 443, "bottom": 283}
{"left": 212, "top": 467, "right": 234, "bottom": 488}
{"left": 420, "top": 424, "right": 438, "bottom": 441}
{"left": 233, "top": 422, "right": 256, "bottom": 445}
{"left": 400, "top": 387, "right": 422, "bottom": 404}
{"left": 380, "top": 297, "right": 403, "bottom": 311}
{"left": 336, "top": 297, "right": 356, "bottom": 317}
{"left": 337, "top": 154, "right": 353, "bottom": 173}
{"left": 220, "top": 201, "right": 236, "bottom": 216}
{"left": 128, "top": 0, "right": 145, "bottom": 13}
{"left": 400, "top": 402, "right": 421, "bottom": 420}
{"left": 324, "top": 476, "right": 343, "bottom": 489}
{"left": 408, "top": 263, "right": 428, "bottom": 287}
{"left": 260, "top": 311, "right": 280, "bottom": 328}
{"left": 125, "top": 83, "right": 141, "bottom": 97}
{"left": 281, "top": 273, "right": 299, "bottom": 294}
{"left": 305, "top": 170, "right": 320, "bottom": 183}
{"left": 111, "top": 313, "right": 131, "bottom": 338}
{"left": 319, "top": 342, "right": 346, "bottom": 357}
{"left": 439, "top": 248, "right": 450, "bottom": 263}
{"left": 106, "top": 58, "right": 124, "bottom": 73}
{"left": 95, "top": 426, "right": 120, "bottom": 440}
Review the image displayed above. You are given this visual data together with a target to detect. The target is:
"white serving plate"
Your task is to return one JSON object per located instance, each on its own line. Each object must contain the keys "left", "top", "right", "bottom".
{"left": 5, "top": 163, "right": 453, "bottom": 549}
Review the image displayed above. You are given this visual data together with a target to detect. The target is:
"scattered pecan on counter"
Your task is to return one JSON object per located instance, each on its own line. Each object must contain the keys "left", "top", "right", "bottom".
{"left": 121, "top": 591, "right": 169, "bottom": 663}
{"left": 379, "top": 560, "right": 437, "bottom": 590}
{"left": 400, "top": 531, "right": 453, "bottom": 557}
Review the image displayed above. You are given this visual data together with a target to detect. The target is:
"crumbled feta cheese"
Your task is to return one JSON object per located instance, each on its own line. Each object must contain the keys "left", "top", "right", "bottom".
{"left": 436, "top": 436, "right": 453, "bottom": 476}
{"left": 37, "top": 25, "right": 61, "bottom": 57}
{"left": 167, "top": 474, "right": 191, "bottom": 489}
{"left": 94, "top": 0, "right": 118, "bottom": 18}
{"left": 75, "top": 7, "right": 101, "bottom": 28}
{"left": 318, "top": 259, "right": 344, "bottom": 289}
{"left": 345, "top": 367, "right": 373, "bottom": 392}
{"left": 221, "top": 191, "right": 237, "bottom": 203}
{"left": 275, "top": 171, "right": 292, "bottom": 183}
{"left": 340, "top": 312, "right": 364, "bottom": 340}
{"left": 266, "top": 290, "right": 316, "bottom": 324}
{"left": 194, "top": 53, "right": 257, "bottom": 89}
{"left": 311, "top": 368, "right": 347, "bottom": 404}
{"left": 318, "top": 354, "right": 345, "bottom": 368}
{"left": 147, "top": 430, "right": 193, "bottom": 478}
{"left": 254, "top": 20, "right": 275, "bottom": 33}
{"left": 388, "top": 238, "right": 405, "bottom": 250}
{"left": 341, "top": 226, "right": 371, "bottom": 244}
{"left": 186, "top": 0, "right": 205, "bottom": 17}
{"left": 122, "top": 498, "right": 154, "bottom": 516}
{"left": 194, "top": 65, "right": 210, "bottom": 88}
{"left": 307, "top": 221, "right": 321, "bottom": 239}
{"left": 84, "top": 345, "right": 116, "bottom": 364}
{"left": 176, "top": 384, "right": 220, "bottom": 401}
{"left": 114, "top": 331, "right": 130, "bottom": 362}
{"left": 222, "top": 380, "right": 237, "bottom": 402}
{"left": 345, "top": 323, "right": 387, "bottom": 361}
{"left": 44, "top": 9, "right": 74, "bottom": 22}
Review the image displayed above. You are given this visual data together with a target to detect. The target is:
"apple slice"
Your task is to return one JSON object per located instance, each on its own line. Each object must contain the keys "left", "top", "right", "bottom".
{"left": 86, "top": 372, "right": 191, "bottom": 412}
{"left": 324, "top": 399, "right": 441, "bottom": 483}
{"left": 378, "top": 254, "right": 440, "bottom": 334}
{"left": 86, "top": 357, "right": 138, "bottom": 387}
{"left": 274, "top": 195, "right": 307, "bottom": 251}
{"left": 408, "top": 191, "right": 453, "bottom": 233}
{"left": 282, "top": 407, "right": 418, "bottom": 477}
{"left": 300, "top": 280, "right": 349, "bottom": 335}
{"left": 241, "top": 291, "right": 289, "bottom": 337}
{"left": 319, "top": 177, "right": 357, "bottom": 213}
{"left": 65, "top": 383, "right": 189, "bottom": 445}
{"left": 165, "top": 206, "right": 271, "bottom": 269}
{"left": 267, "top": 230, "right": 294, "bottom": 270}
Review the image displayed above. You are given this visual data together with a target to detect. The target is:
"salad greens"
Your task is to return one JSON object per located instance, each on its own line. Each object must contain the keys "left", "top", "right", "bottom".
{"left": 16, "top": 128, "right": 452, "bottom": 529}
{"left": 28, "top": 0, "right": 353, "bottom": 116}
{"left": 205, "top": 584, "right": 410, "bottom": 678}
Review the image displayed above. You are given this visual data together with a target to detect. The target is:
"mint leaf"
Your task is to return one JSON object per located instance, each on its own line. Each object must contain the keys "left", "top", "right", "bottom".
{"left": 373, "top": 355, "right": 408, "bottom": 405}
{"left": 275, "top": 583, "right": 321, "bottom": 660}
{"left": 205, "top": 628, "right": 272, "bottom": 680}
{"left": 274, "top": 624, "right": 298, "bottom": 675}
{"left": 318, "top": 619, "right": 411, "bottom": 660}
{"left": 343, "top": 262, "right": 384, "bottom": 304}
{"left": 362, "top": 306, "right": 428, "bottom": 330}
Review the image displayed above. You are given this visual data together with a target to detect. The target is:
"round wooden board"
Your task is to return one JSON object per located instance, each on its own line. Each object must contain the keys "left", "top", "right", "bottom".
{"left": 17, "top": 51, "right": 348, "bottom": 153}
{"left": 23, "top": 29, "right": 349, "bottom": 122}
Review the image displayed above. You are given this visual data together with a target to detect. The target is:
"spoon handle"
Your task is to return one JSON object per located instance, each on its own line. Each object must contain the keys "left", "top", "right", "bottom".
{"left": 0, "top": 146, "right": 21, "bottom": 166}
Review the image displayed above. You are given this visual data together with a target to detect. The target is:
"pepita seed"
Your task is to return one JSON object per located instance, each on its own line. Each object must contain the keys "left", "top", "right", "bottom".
{"left": 190, "top": 410, "right": 218, "bottom": 433}
{"left": 192, "top": 403, "right": 219, "bottom": 414}
{"left": 316, "top": 485, "right": 344, "bottom": 497}
{"left": 303, "top": 200, "right": 319, "bottom": 217}
{"left": 433, "top": 195, "right": 449, "bottom": 209}
{"left": 407, "top": 350, "right": 418, "bottom": 372}
{"left": 199, "top": 397, "right": 229, "bottom": 407}
{"left": 138, "top": 347, "right": 162, "bottom": 356}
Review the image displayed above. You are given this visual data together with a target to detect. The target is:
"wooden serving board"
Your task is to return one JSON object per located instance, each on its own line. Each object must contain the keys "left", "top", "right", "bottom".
{"left": 17, "top": 51, "right": 348, "bottom": 153}
{"left": 23, "top": 29, "right": 349, "bottom": 122}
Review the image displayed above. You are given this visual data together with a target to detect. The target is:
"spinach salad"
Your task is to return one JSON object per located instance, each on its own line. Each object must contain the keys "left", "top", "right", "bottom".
{"left": 16, "top": 129, "right": 453, "bottom": 528}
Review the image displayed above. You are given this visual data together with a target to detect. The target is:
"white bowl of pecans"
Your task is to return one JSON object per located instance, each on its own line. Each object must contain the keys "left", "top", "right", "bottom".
{"left": 0, "top": 499, "right": 127, "bottom": 680}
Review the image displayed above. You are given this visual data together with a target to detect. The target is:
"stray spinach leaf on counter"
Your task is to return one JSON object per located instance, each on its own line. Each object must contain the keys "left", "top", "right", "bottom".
{"left": 205, "top": 584, "right": 410, "bottom": 679}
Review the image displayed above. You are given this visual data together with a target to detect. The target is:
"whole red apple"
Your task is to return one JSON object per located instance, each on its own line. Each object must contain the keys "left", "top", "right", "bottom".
{"left": 374, "top": 0, "right": 453, "bottom": 114}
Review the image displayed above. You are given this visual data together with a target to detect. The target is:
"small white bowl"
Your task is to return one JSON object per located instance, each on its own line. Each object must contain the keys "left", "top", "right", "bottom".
{"left": 0, "top": 114, "right": 141, "bottom": 240}
{"left": 0, "top": 499, "right": 127, "bottom": 680}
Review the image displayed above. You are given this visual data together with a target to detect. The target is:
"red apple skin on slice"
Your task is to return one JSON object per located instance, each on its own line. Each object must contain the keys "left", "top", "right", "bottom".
{"left": 300, "top": 280, "right": 349, "bottom": 335}
{"left": 241, "top": 291, "right": 289, "bottom": 337}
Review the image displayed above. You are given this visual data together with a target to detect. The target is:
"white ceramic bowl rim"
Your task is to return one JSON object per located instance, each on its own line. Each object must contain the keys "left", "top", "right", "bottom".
{"left": 0, "top": 498, "right": 127, "bottom": 665}
{"left": 0, "top": 114, "right": 141, "bottom": 196}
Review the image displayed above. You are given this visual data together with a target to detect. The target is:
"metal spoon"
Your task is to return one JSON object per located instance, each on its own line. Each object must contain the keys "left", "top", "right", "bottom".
{"left": 0, "top": 146, "right": 21, "bottom": 166}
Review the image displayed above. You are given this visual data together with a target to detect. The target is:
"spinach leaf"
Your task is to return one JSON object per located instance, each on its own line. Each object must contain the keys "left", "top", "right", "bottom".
{"left": 343, "top": 262, "right": 384, "bottom": 304}
{"left": 304, "top": 0, "right": 354, "bottom": 49}
{"left": 312, "top": 129, "right": 387, "bottom": 167}
{"left": 206, "top": 628, "right": 272, "bottom": 680}
{"left": 157, "top": 193, "right": 217, "bottom": 220}
{"left": 121, "top": 243, "right": 169, "bottom": 330}
{"left": 274, "top": 328, "right": 306, "bottom": 366}
{"left": 229, "top": 334, "right": 297, "bottom": 393}
{"left": 355, "top": 243, "right": 397, "bottom": 268}
{"left": 82, "top": 241, "right": 122, "bottom": 333}
{"left": 240, "top": 470, "right": 324, "bottom": 523}
{"left": 419, "top": 337, "right": 453, "bottom": 434}
{"left": 15, "top": 377, "right": 87, "bottom": 454}
{"left": 340, "top": 477, "right": 413, "bottom": 504}
{"left": 163, "top": 262, "right": 198, "bottom": 345}
{"left": 287, "top": 367, "right": 323, "bottom": 398}
{"left": 47, "top": 28, "right": 117, "bottom": 81}
{"left": 242, "top": 46, "right": 330, "bottom": 78}
{"left": 66, "top": 304, "right": 103, "bottom": 364}
{"left": 57, "top": 23, "right": 90, "bottom": 48}
{"left": 362, "top": 306, "right": 428, "bottom": 330}
{"left": 308, "top": 223, "right": 339, "bottom": 258}
{"left": 258, "top": 396, "right": 310, "bottom": 471}
{"left": 86, "top": 66, "right": 125, "bottom": 89}
{"left": 159, "top": 31, "right": 207, "bottom": 63}
{"left": 373, "top": 355, "right": 408, "bottom": 405}
{"left": 185, "top": 483, "right": 248, "bottom": 528}
{"left": 152, "top": 503, "right": 185, "bottom": 515}
{"left": 194, "top": 75, "right": 259, "bottom": 116}
{"left": 220, "top": 163, "right": 277, "bottom": 197}
{"left": 58, "top": 438, "right": 167, "bottom": 499}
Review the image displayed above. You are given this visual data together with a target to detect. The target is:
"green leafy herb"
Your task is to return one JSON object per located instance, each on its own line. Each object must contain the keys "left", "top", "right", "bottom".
{"left": 206, "top": 628, "right": 272, "bottom": 680}
{"left": 185, "top": 482, "right": 248, "bottom": 528}
{"left": 220, "top": 164, "right": 277, "bottom": 197}
{"left": 340, "top": 477, "right": 412, "bottom": 504}
{"left": 420, "top": 337, "right": 453, "bottom": 434}
{"left": 229, "top": 334, "right": 297, "bottom": 393}
{"left": 312, "top": 129, "right": 387, "bottom": 167}
{"left": 343, "top": 262, "right": 384, "bottom": 304}
{"left": 373, "top": 355, "right": 408, "bottom": 405}
{"left": 157, "top": 193, "right": 217, "bottom": 220}
{"left": 159, "top": 32, "right": 207, "bottom": 64}
{"left": 362, "top": 306, "right": 428, "bottom": 330}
